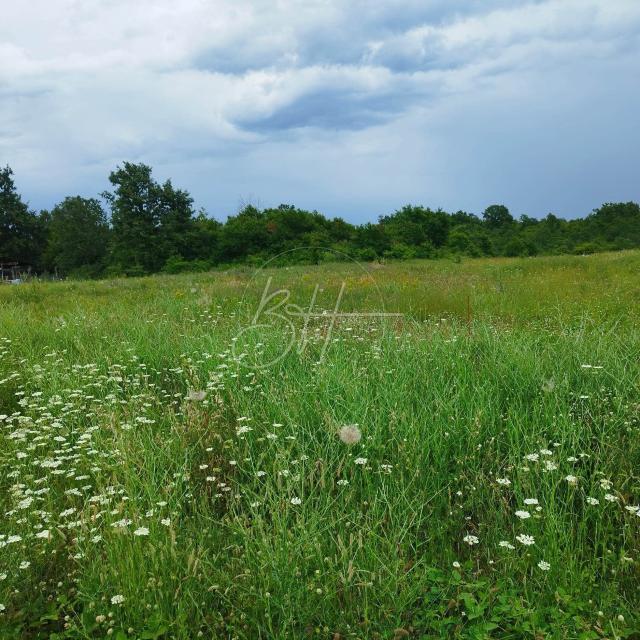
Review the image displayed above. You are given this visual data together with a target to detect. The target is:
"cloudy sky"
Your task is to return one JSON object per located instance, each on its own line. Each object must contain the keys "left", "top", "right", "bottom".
{"left": 1, "top": 0, "right": 639, "bottom": 222}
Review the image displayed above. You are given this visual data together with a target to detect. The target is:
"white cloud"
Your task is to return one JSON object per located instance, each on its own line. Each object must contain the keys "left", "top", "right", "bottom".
{"left": 0, "top": 0, "right": 639, "bottom": 218}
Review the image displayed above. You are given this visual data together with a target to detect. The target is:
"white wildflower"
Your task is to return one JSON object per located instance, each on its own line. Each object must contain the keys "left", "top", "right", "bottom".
{"left": 111, "top": 518, "right": 132, "bottom": 529}
{"left": 515, "top": 534, "right": 535, "bottom": 546}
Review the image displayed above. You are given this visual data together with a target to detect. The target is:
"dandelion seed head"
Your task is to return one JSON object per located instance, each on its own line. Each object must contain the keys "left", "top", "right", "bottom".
{"left": 542, "top": 379, "right": 555, "bottom": 393}
{"left": 338, "top": 424, "right": 362, "bottom": 445}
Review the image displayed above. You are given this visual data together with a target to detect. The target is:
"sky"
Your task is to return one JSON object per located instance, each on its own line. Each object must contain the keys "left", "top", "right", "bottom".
{"left": 1, "top": 0, "right": 639, "bottom": 223}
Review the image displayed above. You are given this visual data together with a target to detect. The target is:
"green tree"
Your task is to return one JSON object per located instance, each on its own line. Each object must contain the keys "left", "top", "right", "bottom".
{"left": 356, "top": 222, "right": 390, "bottom": 257}
{"left": 157, "top": 180, "right": 195, "bottom": 260}
{"left": 219, "top": 205, "right": 269, "bottom": 261}
{"left": 585, "top": 202, "right": 640, "bottom": 249}
{"left": 45, "top": 196, "right": 109, "bottom": 276}
{"left": 519, "top": 214, "right": 538, "bottom": 228}
{"left": 0, "top": 165, "right": 46, "bottom": 269}
{"left": 380, "top": 205, "right": 450, "bottom": 248}
{"left": 104, "top": 163, "right": 161, "bottom": 274}
{"left": 448, "top": 228, "right": 475, "bottom": 255}
{"left": 104, "top": 162, "right": 195, "bottom": 274}
{"left": 190, "top": 210, "right": 222, "bottom": 264}
{"left": 482, "top": 204, "right": 514, "bottom": 229}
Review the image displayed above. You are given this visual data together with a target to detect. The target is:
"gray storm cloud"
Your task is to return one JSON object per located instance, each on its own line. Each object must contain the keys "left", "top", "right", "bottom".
{"left": 1, "top": 0, "right": 639, "bottom": 220}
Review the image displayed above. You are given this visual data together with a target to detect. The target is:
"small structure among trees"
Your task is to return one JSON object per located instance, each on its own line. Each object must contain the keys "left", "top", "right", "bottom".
{"left": 0, "top": 261, "right": 29, "bottom": 283}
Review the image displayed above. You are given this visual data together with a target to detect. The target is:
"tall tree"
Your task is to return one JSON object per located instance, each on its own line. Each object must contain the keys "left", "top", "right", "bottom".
{"left": 157, "top": 179, "right": 196, "bottom": 260}
{"left": 482, "top": 204, "right": 514, "bottom": 229}
{"left": 0, "top": 165, "right": 45, "bottom": 269}
{"left": 45, "top": 196, "right": 109, "bottom": 276}
{"left": 104, "top": 162, "right": 195, "bottom": 274}
{"left": 104, "top": 162, "right": 162, "bottom": 274}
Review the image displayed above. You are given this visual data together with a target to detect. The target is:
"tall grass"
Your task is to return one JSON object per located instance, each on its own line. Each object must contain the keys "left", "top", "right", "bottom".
{"left": 0, "top": 251, "right": 638, "bottom": 638}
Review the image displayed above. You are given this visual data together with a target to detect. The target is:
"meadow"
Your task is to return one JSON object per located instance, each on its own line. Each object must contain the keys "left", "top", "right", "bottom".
{"left": 0, "top": 251, "right": 639, "bottom": 639}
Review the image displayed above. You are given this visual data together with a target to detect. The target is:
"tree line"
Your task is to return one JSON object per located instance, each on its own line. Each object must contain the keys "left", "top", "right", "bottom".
{"left": 1, "top": 162, "right": 639, "bottom": 278}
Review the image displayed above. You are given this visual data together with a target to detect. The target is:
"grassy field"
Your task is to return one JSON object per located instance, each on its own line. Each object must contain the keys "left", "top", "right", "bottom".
{"left": 0, "top": 251, "right": 639, "bottom": 639}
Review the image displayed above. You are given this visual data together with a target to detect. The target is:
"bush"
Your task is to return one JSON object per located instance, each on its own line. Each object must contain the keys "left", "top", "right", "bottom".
{"left": 66, "top": 262, "right": 107, "bottom": 280}
{"left": 163, "top": 256, "right": 210, "bottom": 274}
{"left": 503, "top": 238, "right": 538, "bottom": 257}
{"left": 573, "top": 242, "right": 602, "bottom": 255}
{"left": 355, "top": 247, "right": 378, "bottom": 262}
{"left": 384, "top": 243, "right": 417, "bottom": 260}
